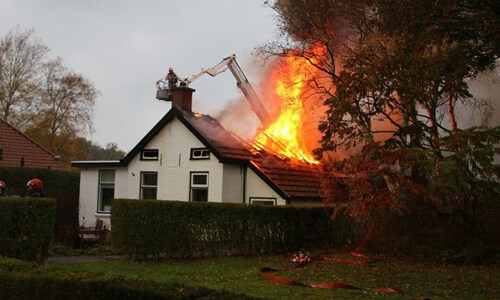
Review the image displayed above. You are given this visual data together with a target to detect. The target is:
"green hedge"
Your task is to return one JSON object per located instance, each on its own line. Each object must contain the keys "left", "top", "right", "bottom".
{"left": 0, "top": 198, "right": 56, "bottom": 262}
{"left": 111, "top": 199, "right": 357, "bottom": 259}
{"left": 0, "top": 257, "right": 260, "bottom": 300}
{"left": 0, "top": 167, "right": 80, "bottom": 244}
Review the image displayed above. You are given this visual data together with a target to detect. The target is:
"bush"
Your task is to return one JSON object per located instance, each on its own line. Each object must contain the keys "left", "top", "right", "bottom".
{"left": 111, "top": 199, "right": 357, "bottom": 259}
{"left": 0, "top": 198, "right": 56, "bottom": 262}
{"left": 0, "top": 166, "right": 80, "bottom": 244}
{"left": 0, "top": 257, "right": 260, "bottom": 300}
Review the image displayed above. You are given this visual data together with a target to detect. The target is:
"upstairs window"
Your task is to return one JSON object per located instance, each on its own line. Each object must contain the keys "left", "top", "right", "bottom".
{"left": 190, "top": 148, "right": 210, "bottom": 160}
{"left": 190, "top": 172, "right": 208, "bottom": 202}
{"left": 140, "top": 172, "right": 158, "bottom": 200}
{"left": 141, "top": 149, "right": 159, "bottom": 160}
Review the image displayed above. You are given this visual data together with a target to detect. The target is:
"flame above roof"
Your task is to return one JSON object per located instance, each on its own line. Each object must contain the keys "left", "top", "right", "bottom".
{"left": 183, "top": 109, "right": 322, "bottom": 201}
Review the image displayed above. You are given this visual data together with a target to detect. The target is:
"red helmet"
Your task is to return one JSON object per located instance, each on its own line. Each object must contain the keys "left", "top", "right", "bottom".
{"left": 27, "top": 178, "right": 43, "bottom": 190}
{"left": 0, "top": 181, "right": 5, "bottom": 188}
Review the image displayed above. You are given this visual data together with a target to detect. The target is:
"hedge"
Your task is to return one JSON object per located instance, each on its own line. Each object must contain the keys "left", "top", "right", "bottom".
{"left": 0, "top": 257, "right": 261, "bottom": 300}
{"left": 111, "top": 199, "right": 357, "bottom": 259}
{"left": 0, "top": 167, "right": 80, "bottom": 244}
{"left": 0, "top": 198, "right": 56, "bottom": 262}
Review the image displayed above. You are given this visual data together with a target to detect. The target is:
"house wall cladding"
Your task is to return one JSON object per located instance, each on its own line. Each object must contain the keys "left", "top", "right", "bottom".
{"left": 246, "top": 168, "right": 286, "bottom": 205}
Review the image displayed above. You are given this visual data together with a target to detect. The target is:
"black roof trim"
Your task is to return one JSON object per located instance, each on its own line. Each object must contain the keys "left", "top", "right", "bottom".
{"left": 247, "top": 161, "right": 290, "bottom": 200}
{"left": 71, "top": 161, "right": 124, "bottom": 168}
{"left": 113, "top": 106, "right": 245, "bottom": 166}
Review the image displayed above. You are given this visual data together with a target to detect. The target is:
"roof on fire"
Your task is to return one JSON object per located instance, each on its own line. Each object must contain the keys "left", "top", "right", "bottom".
{"left": 71, "top": 106, "right": 322, "bottom": 202}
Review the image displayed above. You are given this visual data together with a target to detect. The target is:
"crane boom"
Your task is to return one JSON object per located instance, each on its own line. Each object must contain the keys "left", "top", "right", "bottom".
{"left": 181, "top": 54, "right": 271, "bottom": 126}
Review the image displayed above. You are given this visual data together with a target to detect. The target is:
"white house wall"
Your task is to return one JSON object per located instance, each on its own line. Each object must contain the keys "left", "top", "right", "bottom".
{"left": 125, "top": 118, "right": 225, "bottom": 201}
{"left": 78, "top": 167, "right": 127, "bottom": 228}
{"left": 78, "top": 169, "right": 99, "bottom": 227}
{"left": 221, "top": 164, "right": 244, "bottom": 203}
{"left": 245, "top": 168, "right": 287, "bottom": 205}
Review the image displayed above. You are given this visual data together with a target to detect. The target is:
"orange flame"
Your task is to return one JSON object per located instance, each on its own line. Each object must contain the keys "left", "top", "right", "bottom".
{"left": 252, "top": 47, "right": 325, "bottom": 165}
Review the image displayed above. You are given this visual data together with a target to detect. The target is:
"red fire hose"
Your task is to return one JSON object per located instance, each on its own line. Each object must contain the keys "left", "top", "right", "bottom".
{"left": 259, "top": 252, "right": 411, "bottom": 297}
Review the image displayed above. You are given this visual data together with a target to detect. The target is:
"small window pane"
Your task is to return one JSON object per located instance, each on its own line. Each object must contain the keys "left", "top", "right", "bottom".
{"left": 142, "top": 188, "right": 157, "bottom": 200}
{"left": 100, "top": 185, "right": 114, "bottom": 211}
{"left": 190, "top": 148, "right": 210, "bottom": 159}
{"left": 141, "top": 149, "right": 159, "bottom": 160}
{"left": 192, "top": 188, "right": 208, "bottom": 202}
{"left": 142, "top": 173, "right": 158, "bottom": 185}
{"left": 252, "top": 200, "right": 274, "bottom": 205}
{"left": 193, "top": 174, "right": 207, "bottom": 185}
{"left": 100, "top": 171, "right": 115, "bottom": 183}
{"left": 250, "top": 198, "right": 276, "bottom": 205}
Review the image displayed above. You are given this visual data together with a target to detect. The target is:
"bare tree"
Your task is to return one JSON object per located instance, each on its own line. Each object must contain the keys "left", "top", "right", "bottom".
{"left": 0, "top": 26, "right": 48, "bottom": 129}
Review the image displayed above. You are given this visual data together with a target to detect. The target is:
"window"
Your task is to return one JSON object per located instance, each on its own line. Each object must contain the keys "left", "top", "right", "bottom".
{"left": 250, "top": 197, "right": 276, "bottom": 205}
{"left": 190, "top": 172, "right": 208, "bottom": 202}
{"left": 141, "top": 149, "right": 159, "bottom": 160}
{"left": 140, "top": 172, "right": 158, "bottom": 200}
{"left": 98, "top": 170, "right": 115, "bottom": 213}
{"left": 190, "top": 148, "right": 210, "bottom": 160}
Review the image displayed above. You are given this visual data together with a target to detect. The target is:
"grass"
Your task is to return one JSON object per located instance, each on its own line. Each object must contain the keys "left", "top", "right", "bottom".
{"left": 46, "top": 250, "right": 499, "bottom": 299}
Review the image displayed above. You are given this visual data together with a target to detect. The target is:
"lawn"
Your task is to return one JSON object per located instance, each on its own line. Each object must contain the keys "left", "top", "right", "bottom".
{"left": 47, "top": 251, "right": 499, "bottom": 299}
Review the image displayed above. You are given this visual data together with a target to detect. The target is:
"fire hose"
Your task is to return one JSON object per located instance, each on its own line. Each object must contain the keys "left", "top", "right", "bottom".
{"left": 258, "top": 252, "right": 411, "bottom": 297}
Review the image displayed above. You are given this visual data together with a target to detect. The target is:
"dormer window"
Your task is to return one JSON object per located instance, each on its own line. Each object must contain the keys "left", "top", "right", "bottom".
{"left": 190, "top": 148, "right": 210, "bottom": 160}
{"left": 141, "top": 149, "right": 159, "bottom": 160}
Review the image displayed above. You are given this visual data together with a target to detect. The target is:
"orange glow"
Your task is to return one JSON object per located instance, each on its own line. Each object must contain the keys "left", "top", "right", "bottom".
{"left": 252, "top": 46, "right": 325, "bottom": 165}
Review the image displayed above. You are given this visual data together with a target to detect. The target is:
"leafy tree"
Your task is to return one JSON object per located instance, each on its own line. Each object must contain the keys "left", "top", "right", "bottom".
{"left": 90, "top": 142, "right": 127, "bottom": 160}
{"left": 263, "top": 0, "right": 500, "bottom": 252}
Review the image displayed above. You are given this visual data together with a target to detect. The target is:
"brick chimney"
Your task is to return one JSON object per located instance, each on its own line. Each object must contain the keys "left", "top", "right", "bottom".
{"left": 171, "top": 84, "right": 195, "bottom": 112}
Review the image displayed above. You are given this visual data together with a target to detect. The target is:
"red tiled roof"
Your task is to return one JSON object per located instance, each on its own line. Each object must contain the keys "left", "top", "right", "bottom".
{"left": 250, "top": 153, "right": 322, "bottom": 200}
{"left": 184, "top": 110, "right": 322, "bottom": 202}
{"left": 0, "top": 119, "right": 64, "bottom": 170}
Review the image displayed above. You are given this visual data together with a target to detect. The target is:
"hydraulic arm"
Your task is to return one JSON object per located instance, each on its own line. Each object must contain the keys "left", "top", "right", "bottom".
{"left": 157, "top": 54, "right": 270, "bottom": 126}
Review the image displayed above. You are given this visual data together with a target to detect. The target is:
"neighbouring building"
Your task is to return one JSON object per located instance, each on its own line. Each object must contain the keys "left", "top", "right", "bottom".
{"left": 0, "top": 118, "right": 64, "bottom": 170}
{"left": 72, "top": 86, "right": 322, "bottom": 227}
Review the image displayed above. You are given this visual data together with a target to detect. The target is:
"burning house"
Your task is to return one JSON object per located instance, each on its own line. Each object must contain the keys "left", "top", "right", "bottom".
{"left": 72, "top": 81, "right": 322, "bottom": 227}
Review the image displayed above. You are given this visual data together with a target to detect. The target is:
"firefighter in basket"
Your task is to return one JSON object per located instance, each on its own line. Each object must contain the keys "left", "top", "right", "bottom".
{"left": 166, "top": 67, "right": 178, "bottom": 91}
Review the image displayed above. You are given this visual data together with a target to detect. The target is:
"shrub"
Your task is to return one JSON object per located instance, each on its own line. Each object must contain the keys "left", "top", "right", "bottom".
{"left": 0, "top": 257, "right": 260, "bottom": 300}
{"left": 111, "top": 199, "right": 357, "bottom": 259}
{"left": 0, "top": 166, "right": 80, "bottom": 244}
{"left": 0, "top": 198, "right": 56, "bottom": 262}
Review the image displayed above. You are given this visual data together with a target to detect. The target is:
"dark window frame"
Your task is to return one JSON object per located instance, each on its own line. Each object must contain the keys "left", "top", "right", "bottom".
{"left": 140, "top": 171, "right": 158, "bottom": 200}
{"left": 98, "top": 170, "right": 115, "bottom": 214}
{"left": 190, "top": 171, "right": 209, "bottom": 202}
{"left": 190, "top": 148, "right": 210, "bottom": 160}
{"left": 249, "top": 197, "right": 276, "bottom": 205}
{"left": 140, "top": 149, "right": 159, "bottom": 161}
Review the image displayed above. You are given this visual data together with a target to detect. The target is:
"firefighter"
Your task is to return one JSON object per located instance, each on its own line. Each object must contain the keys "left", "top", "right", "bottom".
{"left": 166, "top": 67, "right": 178, "bottom": 91}
{"left": 27, "top": 178, "right": 44, "bottom": 197}
{"left": 0, "top": 180, "right": 6, "bottom": 197}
